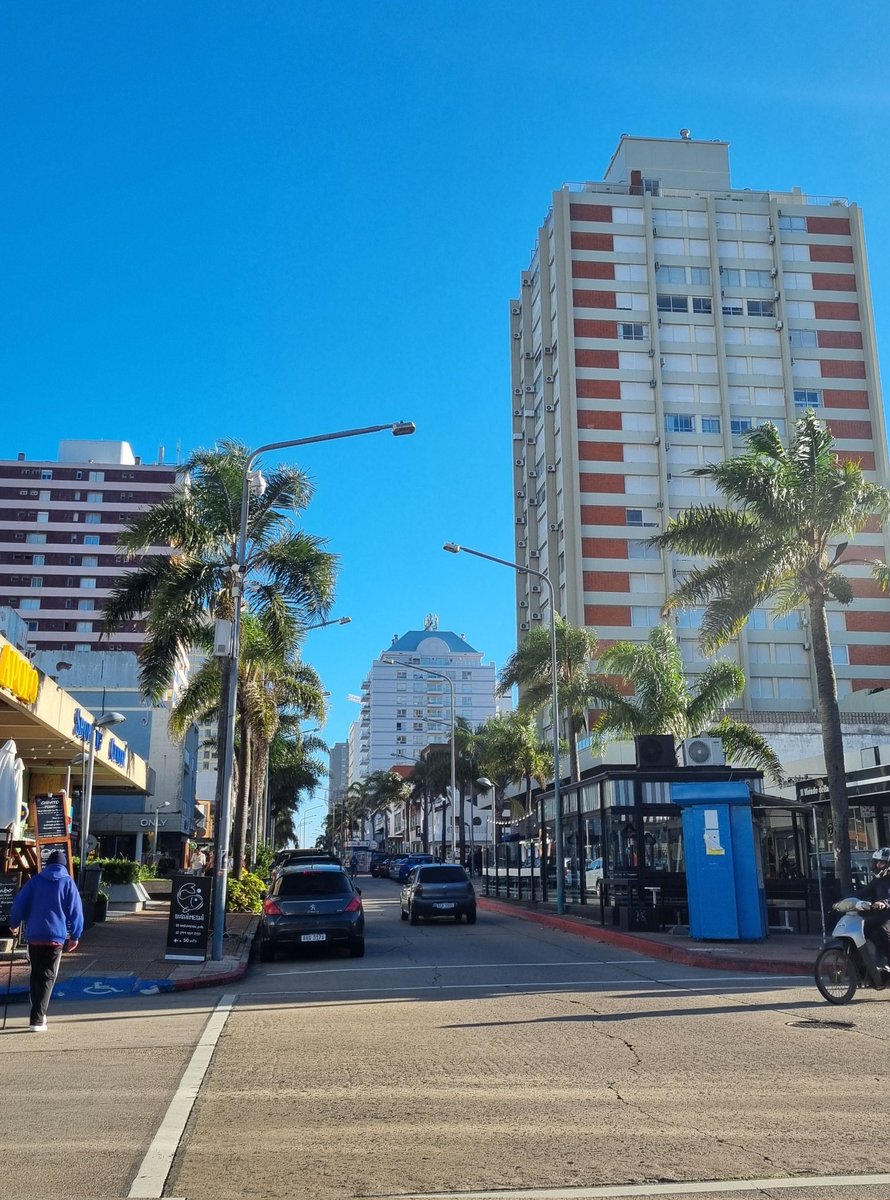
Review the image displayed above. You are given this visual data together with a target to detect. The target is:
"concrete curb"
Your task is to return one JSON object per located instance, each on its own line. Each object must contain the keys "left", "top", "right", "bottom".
{"left": 477, "top": 896, "right": 813, "bottom": 977}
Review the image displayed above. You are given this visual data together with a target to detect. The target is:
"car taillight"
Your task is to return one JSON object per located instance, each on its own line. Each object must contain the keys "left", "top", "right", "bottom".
{"left": 263, "top": 899, "right": 283, "bottom": 916}
{"left": 343, "top": 895, "right": 362, "bottom": 913}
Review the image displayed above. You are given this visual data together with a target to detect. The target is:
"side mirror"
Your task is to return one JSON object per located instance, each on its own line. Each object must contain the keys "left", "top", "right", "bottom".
{"left": 356, "top": 887, "right": 362, "bottom": 895}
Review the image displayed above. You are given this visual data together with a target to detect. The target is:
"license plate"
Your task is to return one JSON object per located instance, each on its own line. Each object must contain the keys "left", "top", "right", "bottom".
{"left": 301, "top": 933, "right": 326, "bottom": 942}
{"left": 433, "top": 902, "right": 455, "bottom": 910}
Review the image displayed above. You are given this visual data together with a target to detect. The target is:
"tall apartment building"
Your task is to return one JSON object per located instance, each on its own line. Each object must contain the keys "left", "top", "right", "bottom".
{"left": 511, "top": 132, "right": 890, "bottom": 713}
{"left": 0, "top": 440, "right": 177, "bottom": 653}
{"left": 350, "top": 617, "right": 498, "bottom": 783}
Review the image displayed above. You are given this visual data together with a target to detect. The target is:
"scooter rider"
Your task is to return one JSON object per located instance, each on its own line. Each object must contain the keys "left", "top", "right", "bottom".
{"left": 854, "top": 847, "right": 890, "bottom": 969}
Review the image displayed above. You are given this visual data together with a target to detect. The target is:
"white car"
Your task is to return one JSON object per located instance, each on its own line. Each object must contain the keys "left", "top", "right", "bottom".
{"left": 585, "top": 857, "right": 604, "bottom": 899}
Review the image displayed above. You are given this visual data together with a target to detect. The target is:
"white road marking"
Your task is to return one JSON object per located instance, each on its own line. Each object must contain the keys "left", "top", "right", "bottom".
{"left": 127, "top": 992, "right": 236, "bottom": 1199}
{"left": 389, "top": 1171, "right": 890, "bottom": 1197}
{"left": 245, "top": 975, "right": 806, "bottom": 997}
{"left": 265, "top": 960, "right": 656, "bottom": 975}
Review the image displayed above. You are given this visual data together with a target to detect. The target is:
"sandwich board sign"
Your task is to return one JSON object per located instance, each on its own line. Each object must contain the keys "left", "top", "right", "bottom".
{"left": 165, "top": 873, "right": 212, "bottom": 961}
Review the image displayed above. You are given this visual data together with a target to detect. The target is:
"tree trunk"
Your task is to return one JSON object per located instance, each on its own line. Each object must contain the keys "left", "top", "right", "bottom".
{"left": 211, "top": 656, "right": 233, "bottom": 880}
{"left": 809, "top": 590, "right": 852, "bottom": 894}
{"left": 567, "top": 710, "right": 580, "bottom": 785}
{"left": 458, "top": 783, "right": 467, "bottom": 865}
{"left": 249, "top": 743, "right": 267, "bottom": 869}
{"left": 232, "top": 710, "right": 251, "bottom": 880}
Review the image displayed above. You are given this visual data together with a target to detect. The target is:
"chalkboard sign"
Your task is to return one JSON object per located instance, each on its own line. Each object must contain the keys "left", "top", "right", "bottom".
{"left": 165, "top": 873, "right": 212, "bottom": 962}
{"left": 34, "top": 793, "right": 68, "bottom": 841}
{"left": 0, "top": 872, "right": 19, "bottom": 931}
{"left": 38, "top": 841, "right": 73, "bottom": 876}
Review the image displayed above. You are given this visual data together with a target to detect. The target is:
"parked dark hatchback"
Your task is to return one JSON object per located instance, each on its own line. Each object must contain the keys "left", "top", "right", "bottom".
{"left": 259, "top": 864, "right": 364, "bottom": 960}
{"left": 369, "top": 852, "right": 391, "bottom": 878}
{"left": 269, "top": 849, "right": 341, "bottom": 881}
{"left": 400, "top": 864, "right": 476, "bottom": 924}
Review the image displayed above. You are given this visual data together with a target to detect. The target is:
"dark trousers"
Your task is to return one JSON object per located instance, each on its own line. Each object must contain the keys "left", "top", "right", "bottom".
{"left": 864, "top": 914, "right": 890, "bottom": 964}
{"left": 28, "top": 944, "right": 63, "bottom": 1025}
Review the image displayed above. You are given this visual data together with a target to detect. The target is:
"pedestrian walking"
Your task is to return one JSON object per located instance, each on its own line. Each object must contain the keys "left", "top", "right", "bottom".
{"left": 191, "top": 847, "right": 207, "bottom": 875}
{"left": 8, "top": 849, "right": 83, "bottom": 1032}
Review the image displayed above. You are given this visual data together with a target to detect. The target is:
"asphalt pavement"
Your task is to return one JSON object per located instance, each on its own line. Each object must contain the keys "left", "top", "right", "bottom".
{"left": 0, "top": 876, "right": 819, "bottom": 1008}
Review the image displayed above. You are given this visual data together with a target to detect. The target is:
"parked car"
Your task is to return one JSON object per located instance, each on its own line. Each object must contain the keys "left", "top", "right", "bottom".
{"left": 400, "top": 863, "right": 476, "bottom": 924}
{"left": 386, "top": 856, "right": 408, "bottom": 880}
{"left": 258, "top": 864, "right": 364, "bottom": 960}
{"left": 394, "top": 853, "right": 436, "bottom": 883}
{"left": 369, "top": 852, "right": 391, "bottom": 878}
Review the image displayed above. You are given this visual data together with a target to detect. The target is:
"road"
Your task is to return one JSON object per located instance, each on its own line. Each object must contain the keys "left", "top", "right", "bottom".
{"left": 3, "top": 877, "right": 890, "bottom": 1200}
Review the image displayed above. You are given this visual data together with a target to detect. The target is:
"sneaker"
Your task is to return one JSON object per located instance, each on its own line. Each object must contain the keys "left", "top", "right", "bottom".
{"left": 28, "top": 1022, "right": 47, "bottom": 1032}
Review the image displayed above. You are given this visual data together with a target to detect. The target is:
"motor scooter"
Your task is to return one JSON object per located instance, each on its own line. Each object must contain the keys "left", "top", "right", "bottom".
{"left": 814, "top": 897, "right": 890, "bottom": 1004}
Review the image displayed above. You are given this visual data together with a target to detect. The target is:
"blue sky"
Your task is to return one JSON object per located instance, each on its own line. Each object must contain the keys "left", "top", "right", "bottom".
{"left": 3, "top": 2, "right": 890, "bottom": 842}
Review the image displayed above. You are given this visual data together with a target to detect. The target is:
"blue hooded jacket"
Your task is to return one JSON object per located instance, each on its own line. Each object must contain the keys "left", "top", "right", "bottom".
{"left": 10, "top": 863, "right": 84, "bottom": 943}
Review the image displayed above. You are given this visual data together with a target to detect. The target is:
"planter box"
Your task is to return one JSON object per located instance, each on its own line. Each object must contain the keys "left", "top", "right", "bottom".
{"left": 107, "top": 882, "right": 151, "bottom": 912}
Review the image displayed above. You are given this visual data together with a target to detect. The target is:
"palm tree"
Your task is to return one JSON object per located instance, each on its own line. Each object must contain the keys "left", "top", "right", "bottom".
{"left": 592, "top": 624, "right": 782, "bottom": 781}
{"left": 103, "top": 441, "right": 336, "bottom": 868}
{"left": 499, "top": 617, "right": 599, "bottom": 783}
{"left": 651, "top": 412, "right": 890, "bottom": 891}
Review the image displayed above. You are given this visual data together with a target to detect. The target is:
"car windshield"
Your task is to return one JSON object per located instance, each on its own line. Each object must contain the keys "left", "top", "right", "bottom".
{"left": 277, "top": 872, "right": 352, "bottom": 897}
{"left": 416, "top": 867, "right": 468, "bottom": 883}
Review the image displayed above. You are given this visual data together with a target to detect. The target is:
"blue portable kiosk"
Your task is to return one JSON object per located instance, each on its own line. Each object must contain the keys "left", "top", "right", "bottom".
{"left": 671, "top": 781, "right": 767, "bottom": 941}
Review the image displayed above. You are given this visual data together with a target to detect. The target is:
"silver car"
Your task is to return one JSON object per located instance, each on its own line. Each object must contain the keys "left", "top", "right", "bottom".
{"left": 400, "top": 864, "right": 476, "bottom": 924}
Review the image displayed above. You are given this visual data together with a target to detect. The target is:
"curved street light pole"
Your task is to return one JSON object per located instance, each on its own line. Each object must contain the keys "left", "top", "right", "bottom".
{"left": 382, "top": 658, "right": 456, "bottom": 861}
{"left": 210, "top": 421, "right": 415, "bottom": 961}
{"left": 444, "top": 542, "right": 565, "bottom": 915}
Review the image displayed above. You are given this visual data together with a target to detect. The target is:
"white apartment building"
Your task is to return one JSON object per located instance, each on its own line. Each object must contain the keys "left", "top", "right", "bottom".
{"left": 511, "top": 132, "right": 890, "bottom": 714}
{"left": 0, "top": 440, "right": 178, "bottom": 653}
{"left": 350, "top": 617, "right": 498, "bottom": 783}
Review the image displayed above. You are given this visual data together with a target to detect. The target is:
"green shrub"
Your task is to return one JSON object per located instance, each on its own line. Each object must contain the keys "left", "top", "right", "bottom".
{"left": 253, "top": 843, "right": 275, "bottom": 879}
{"left": 226, "top": 870, "right": 266, "bottom": 913}
{"left": 92, "top": 858, "right": 143, "bottom": 885}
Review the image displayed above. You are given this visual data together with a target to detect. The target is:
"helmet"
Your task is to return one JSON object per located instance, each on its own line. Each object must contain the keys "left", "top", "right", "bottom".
{"left": 873, "top": 848, "right": 890, "bottom": 877}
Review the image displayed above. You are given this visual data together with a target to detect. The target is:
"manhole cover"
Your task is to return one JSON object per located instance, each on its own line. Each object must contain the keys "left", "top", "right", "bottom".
{"left": 788, "top": 1018, "right": 855, "bottom": 1030}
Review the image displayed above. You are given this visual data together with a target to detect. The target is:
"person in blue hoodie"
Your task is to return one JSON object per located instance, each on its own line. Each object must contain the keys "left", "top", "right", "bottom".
{"left": 9, "top": 849, "right": 84, "bottom": 1032}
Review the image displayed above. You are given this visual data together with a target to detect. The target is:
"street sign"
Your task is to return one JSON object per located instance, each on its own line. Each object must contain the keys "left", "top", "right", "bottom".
{"left": 164, "top": 873, "right": 212, "bottom": 962}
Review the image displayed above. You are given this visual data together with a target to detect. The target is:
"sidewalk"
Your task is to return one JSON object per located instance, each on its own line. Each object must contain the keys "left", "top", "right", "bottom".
{"left": 1, "top": 890, "right": 258, "bottom": 1004}
{"left": 478, "top": 894, "right": 822, "bottom": 976}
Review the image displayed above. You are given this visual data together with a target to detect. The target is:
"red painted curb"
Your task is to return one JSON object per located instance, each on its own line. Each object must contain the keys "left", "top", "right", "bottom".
{"left": 477, "top": 896, "right": 812, "bottom": 977}
{"left": 171, "top": 962, "right": 249, "bottom": 991}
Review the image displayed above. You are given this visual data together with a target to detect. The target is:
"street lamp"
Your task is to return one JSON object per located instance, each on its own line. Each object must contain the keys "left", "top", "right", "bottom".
{"left": 151, "top": 800, "right": 171, "bottom": 862}
{"left": 305, "top": 616, "right": 352, "bottom": 631}
{"left": 78, "top": 711, "right": 126, "bottom": 887}
{"left": 382, "top": 658, "right": 456, "bottom": 861}
{"left": 444, "top": 541, "right": 565, "bottom": 915}
{"left": 476, "top": 775, "right": 496, "bottom": 879}
{"left": 212, "top": 420, "right": 415, "bottom": 961}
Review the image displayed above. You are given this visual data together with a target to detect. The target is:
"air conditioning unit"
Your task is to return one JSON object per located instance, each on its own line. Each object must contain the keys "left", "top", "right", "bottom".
{"left": 522, "top": 278, "right": 532, "bottom": 287}
{"left": 511, "top": 306, "right": 521, "bottom": 315}
{"left": 647, "top": 348, "right": 656, "bottom": 357}
{"left": 524, "top": 351, "right": 534, "bottom": 360}
{"left": 529, "top": 550, "right": 541, "bottom": 558}
{"left": 654, "top": 261, "right": 661, "bottom": 270}
{"left": 681, "top": 736, "right": 726, "bottom": 768}
{"left": 635, "top": 734, "right": 676, "bottom": 770}
{"left": 649, "top": 379, "right": 657, "bottom": 389}
{"left": 519, "top": 600, "right": 529, "bottom": 608}
{"left": 519, "top": 622, "right": 530, "bottom": 631}
{"left": 525, "top": 386, "right": 535, "bottom": 393}
{"left": 769, "top": 268, "right": 778, "bottom": 278}
{"left": 531, "top": 612, "right": 543, "bottom": 621}
{"left": 773, "top": 290, "right": 781, "bottom": 301}
{"left": 531, "top": 584, "right": 541, "bottom": 593}
{"left": 513, "top": 388, "right": 523, "bottom": 396}
{"left": 516, "top": 516, "right": 527, "bottom": 525}
{"left": 545, "top": 403, "right": 555, "bottom": 412}
{"left": 513, "top": 333, "right": 521, "bottom": 340}
{"left": 527, "top": 437, "right": 536, "bottom": 445}
{"left": 513, "top": 433, "right": 524, "bottom": 441}
{"left": 775, "top": 320, "right": 784, "bottom": 331}
{"left": 544, "top": 345, "right": 554, "bottom": 354}
{"left": 546, "top": 465, "right": 556, "bottom": 473}
{"left": 515, "top": 458, "right": 525, "bottom": 467}
{"left": 528, "top": 498, "right": 538, "bottom": 506}
{"left": 516, "top": 489, "right": 525, "bottom": 498}
{"left": 513, "top": 409, "right": 523, "bottom": 417}
{"left": 545, "top": 375, "right": 555, "bottom": 383}
{"left": 517, "top": 539, "right": 527, "bottom": 548}
{"left": 768, "top": 234, "right": 776, "bottom": 244}
{"left": 548, "top": 522, "right": 560, "bottom": 531}
{"left": 528, "top": 469, "right": 538, "bottom": 478}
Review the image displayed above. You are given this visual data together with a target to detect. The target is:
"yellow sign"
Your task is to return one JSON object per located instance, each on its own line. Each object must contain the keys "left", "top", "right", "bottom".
{"left": 0, "top": 643, "right": 39, "bottom": 705}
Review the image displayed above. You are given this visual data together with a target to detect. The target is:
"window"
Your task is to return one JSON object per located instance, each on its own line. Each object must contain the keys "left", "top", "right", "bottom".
{"left": 84, "top": 512, "right": 101, "bottom": 524}
{"left": 614, "top": 263, "right": 647, "bottom": 281}
{"left": 38, "top": 490, "right": 50, "bottom": 502}
{"left": 629, "top": 572, "right": 662, "bottom": 594}
{"left": 29, "top": 576, "right": 43, "bottom": 588}
{"left": 727, "top": 356, "right": 749, "bottom": 374}
{"left": 625, "top": 509, "right": 644, "bottom": 527}
{"left": 660, "top": 323, "right": 691, "bottom": 343}
{"left": 730, "top": 418, "right": 753, "bottom": 435}
{"left": 612, "top": 207, "right": 644, "bottom": 225}
{"left": 832, "top": 645, "right": 850, "bottom": 666}
{"left": 75, "top": 621, "right": 92, "bottom": 633}
{"left": 794, "top": 388, "right": 822, "bottom": 408}
{"left": 662, "top": 353, "right": 693, "bottom": 372}
{"left": 745, "top": 269, "right": 772, "bottom": 288}
{"left": 31, "top": 555, "right": 44, "bottom": 566}
{"left": 701, "top": 417, "right": 721, "bottom": 434}
{"left": 628, "top": 540, "right": 660, "bottom": 559}
{"left": 83, "top": 535, "right": 100, "bottom": 545}
{"left": 19, "top": 598, "right": 39, "bottom": 610}
{"left": 789, "top": 329, "right": 817, "bottom": 347}
{"left": 794, "top": 358, "right": 821, "bottom": 377}
{"left": 81, "top": 578, "right": 96, "bottom": 589}
{"left": 618, "top": 351, "right": 650, "bottom": 370}
{"left": 26, "top": 533, "right": 46, "bottom": 544}
{"left": 81, "top": 555, "right": 98, "bottom": 567}
{"left": 785, "top": 300, "right": 815, "bottom": 319}
{"left": 722, "top": 301, "right": 744, "bottom": 316}
{"left": 779, "top": 215, "right": 806, "bottom": 231}
{"left": 715, "top": 212, "right": 739, "bottom": 231}
{"left": 615, "top": 291, "right": 648, "bottom": 311}
{"left": 721, "top": 268, "right": 741, "bottom": 286}
{"left": 781, "top": 243, "right": 810, "bottom": 262}
{"left": 618, "top": 322, "right": 648, "bottom": 341}
{"left": 747, "top": 300, "right": 775, "bottom": 317}
{"left": 631, "top": 606, "right": 661, "bottom": 627}
{"left": 26, "top": 621, "right": 38, "bottom": 632}
{"left": 691, "top": 297, "right": 712, "bottom": 314}
{"left": 783, "top": 273, "right": 812, "bottom": 291}
{"left": 689, "top": 267, "right": 710, "bottom": 285}
{"left": 88, "top": 471, "right": 104, "bottom": 482}
{"left": 665, "top": 414, "right": 695, "bottom": 433}
{"left": 656, "top": 265, "right": 686, "bottom": 284}
{"left": 36, "top": 511, "right": 49, "bottom": 523}
{"left": 77, "top": 599, "right": 95, "bottom": 611}
{"left": 613, "top": 234, "right": 645, "bottom": 254}
{"left": 657, "top": 294, "right": 688, "bottom": 313}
